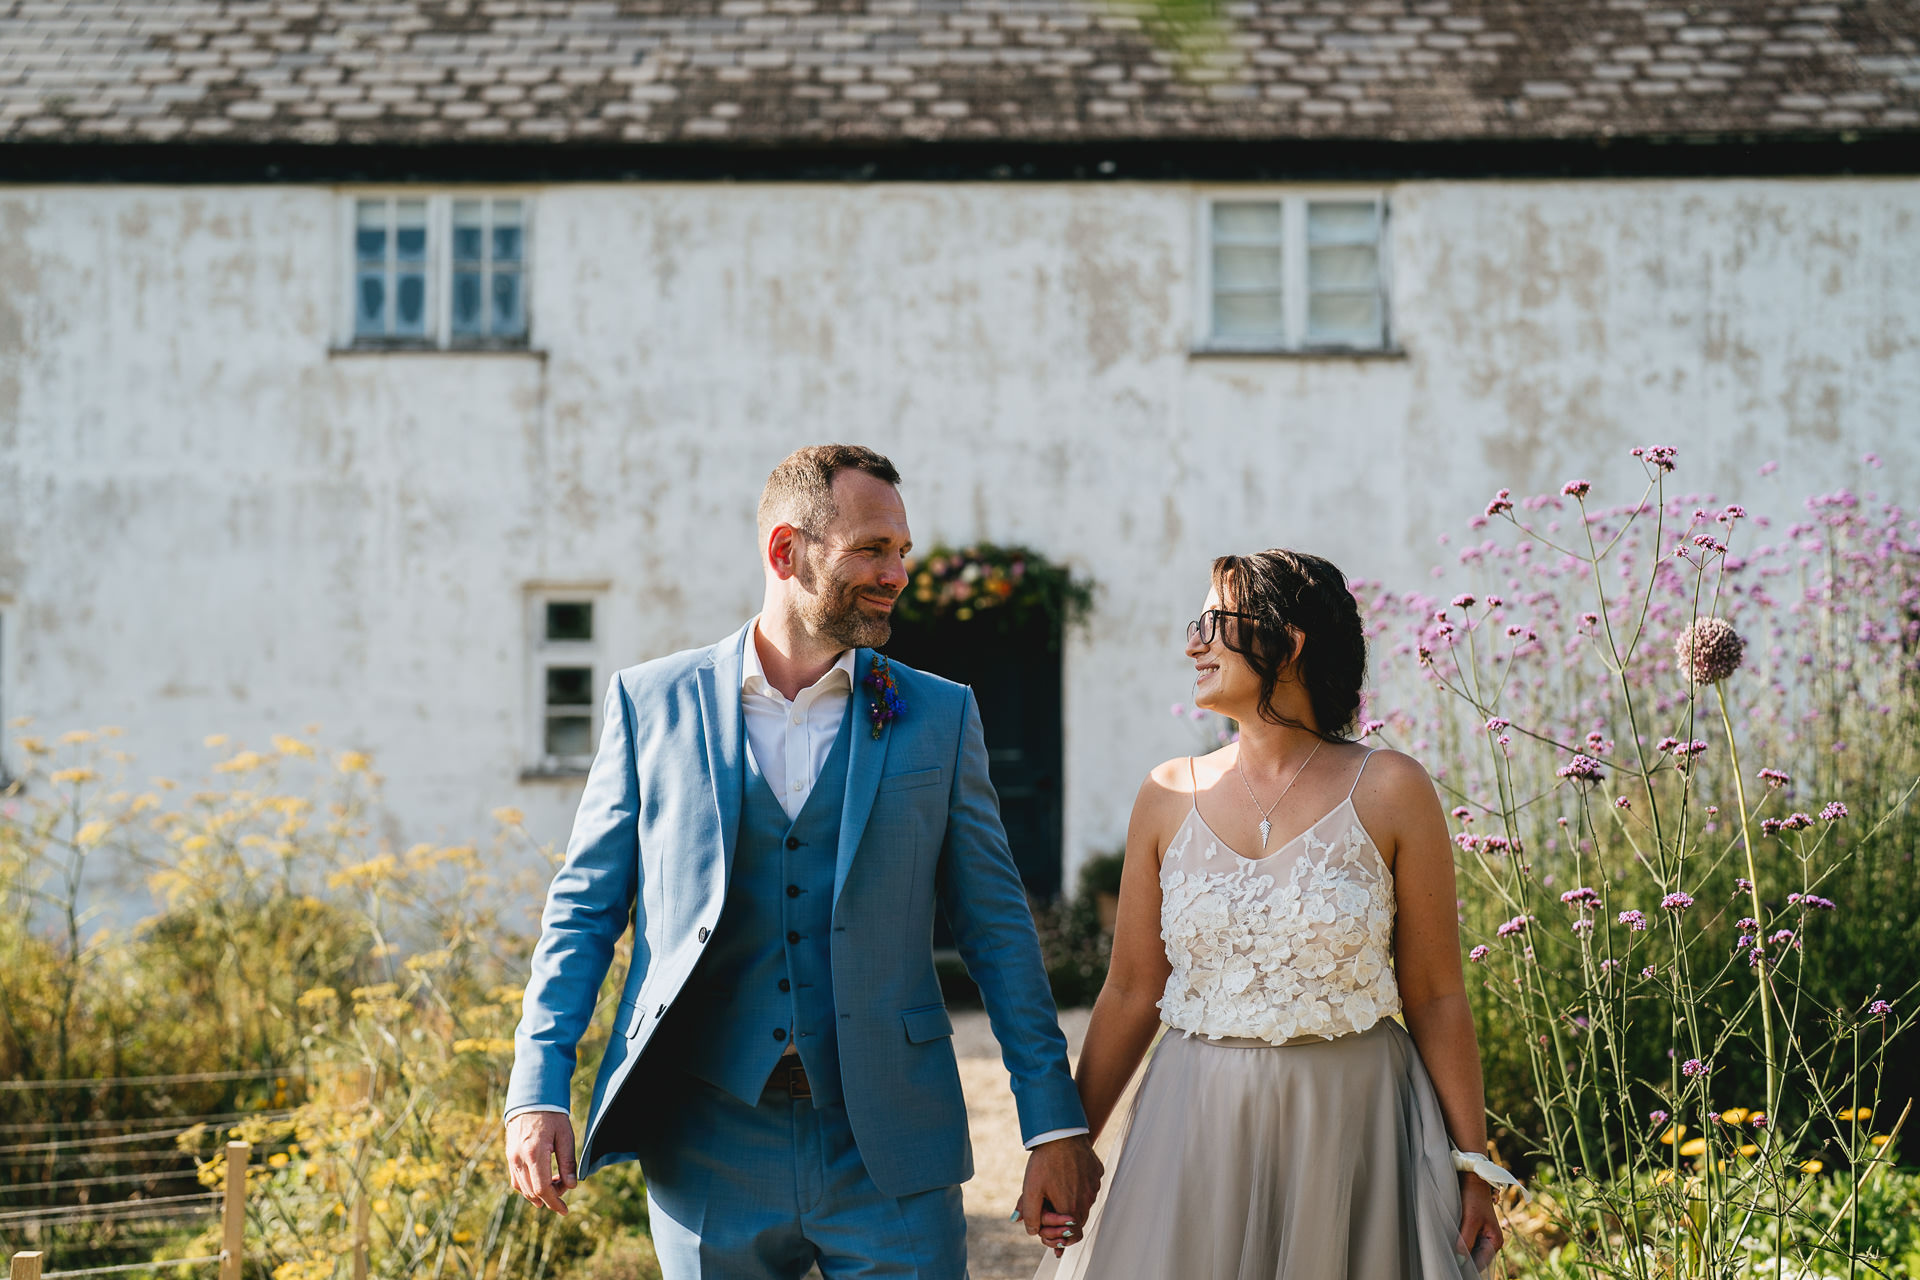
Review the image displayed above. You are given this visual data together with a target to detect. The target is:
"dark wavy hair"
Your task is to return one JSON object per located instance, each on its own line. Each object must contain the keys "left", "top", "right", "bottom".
{"left": 1209, "top": 549, "right": 1367, "bottom": 741}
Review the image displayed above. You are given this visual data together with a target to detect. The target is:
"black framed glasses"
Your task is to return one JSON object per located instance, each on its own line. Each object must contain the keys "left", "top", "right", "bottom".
{"left": 1186, "top": 609, "right": 1258, "bottom": 645}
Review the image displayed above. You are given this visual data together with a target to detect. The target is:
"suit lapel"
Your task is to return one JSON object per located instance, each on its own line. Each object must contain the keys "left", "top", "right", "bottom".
{"left": 697, "top": 623, "right": 751, "bottom": 885}
{"left": 835, "top": 647, "right": 890, "bottom": 910}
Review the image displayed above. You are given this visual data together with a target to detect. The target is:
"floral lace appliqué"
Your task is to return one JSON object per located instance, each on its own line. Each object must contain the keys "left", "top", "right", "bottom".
{"left": 1157, "top": 804, "right": 1400, "bottom": 1045}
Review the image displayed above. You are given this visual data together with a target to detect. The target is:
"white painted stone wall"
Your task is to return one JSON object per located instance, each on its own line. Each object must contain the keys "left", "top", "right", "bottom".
{"left": 1, "top": 177, "right": 1913, "bottom": 890}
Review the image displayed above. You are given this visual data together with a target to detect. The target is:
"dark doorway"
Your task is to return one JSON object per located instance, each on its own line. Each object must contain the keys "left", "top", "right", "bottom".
{"left": 881, "top": 610, "right": 1063, "bottom": 908}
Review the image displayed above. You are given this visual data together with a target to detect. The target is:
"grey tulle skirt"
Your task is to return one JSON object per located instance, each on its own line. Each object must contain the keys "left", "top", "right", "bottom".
{"left": 1035, "top": 1020, "right": 1480, "bottom": 1280}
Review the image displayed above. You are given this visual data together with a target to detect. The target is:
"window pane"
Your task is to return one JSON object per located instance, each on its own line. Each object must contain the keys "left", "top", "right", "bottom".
{"left": 453, "top": 200, "right": 483, "bottom": 263}
{"left": 546, "top": 665, "right": 595, "bottom": 707}
{"left": 1211, "top": 201, "right": 1282, "bottom": 241}
{"left": 1308, "top": 244, "right": 1378, "bottom": 290}
{"left": 1308, "top": 292, "right": 1381, "bottom": 343}
{"left": 1213, "top": 244, "right": 1282, "bottom": 290}
{"left": 1308, "top": 201, "right": 1377, "bottom": 245}
{"left": 395, "top": 272, "right": 427, "bottom": 335}
{"left": 395, "top": 200, "right": 428, "bottom": 262}
{"left": 545, "top": 601, "right": 593, "bottom": 642}
{"left": 1212, "top": 291, "right": 1285, "bottom": 342}
{"left": 492, "top": 270, "right": 524, "bottom": 336}
{"left": 354, "top": 200, "right": 388, "bottom": 261}
{"left": 545, "top": 715, "right": 593, "bottom": 758}
{"left": 451, "top": 271, "right": 483, "bottom": 335}
{"left": 354, "top": 272, "right": 386, "bottom": 335}
{"left": 493, "top": 224, "right": 523, "bottom": 264}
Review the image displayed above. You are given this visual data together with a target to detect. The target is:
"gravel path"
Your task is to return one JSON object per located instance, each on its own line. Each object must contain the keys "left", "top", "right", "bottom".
{"left": 954, "top": 1007, "right": 1091, "bottom": 1280}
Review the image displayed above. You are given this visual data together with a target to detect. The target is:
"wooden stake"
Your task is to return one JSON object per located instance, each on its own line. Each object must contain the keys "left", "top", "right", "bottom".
{"left": 220, "top": 1141, "right": 250, "bottom": 1280}
{"left": 10, "top": 1252, "right": 43, "bottom": 1280}
{"left": 352, "top": 1178, "right": 371, "bottom": 1280}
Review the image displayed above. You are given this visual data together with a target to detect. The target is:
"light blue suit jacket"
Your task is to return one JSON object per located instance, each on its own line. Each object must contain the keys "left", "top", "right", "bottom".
{"left": 507, "top": 622, "right": 1087, "bottom": 1197}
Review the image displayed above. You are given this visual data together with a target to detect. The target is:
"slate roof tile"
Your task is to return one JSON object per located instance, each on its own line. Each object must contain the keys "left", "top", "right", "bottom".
{"left": 0, "top": 0, "right": 1914, "bottom": 144}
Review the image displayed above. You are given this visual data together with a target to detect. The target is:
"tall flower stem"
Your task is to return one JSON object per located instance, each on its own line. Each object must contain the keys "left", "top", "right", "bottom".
{"left": 1715, "top": 683, "right": 1779, "bottom": 1139}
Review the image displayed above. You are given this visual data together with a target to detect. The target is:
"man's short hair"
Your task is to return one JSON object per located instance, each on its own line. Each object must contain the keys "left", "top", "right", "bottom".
{"left": 757, "top": 444, "right": 902, "bottom": 539}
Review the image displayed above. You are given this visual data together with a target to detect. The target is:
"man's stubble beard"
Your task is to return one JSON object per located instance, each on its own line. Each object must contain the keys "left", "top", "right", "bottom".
{"left": 791, "top": 548, "right": 895, "bottom": 650}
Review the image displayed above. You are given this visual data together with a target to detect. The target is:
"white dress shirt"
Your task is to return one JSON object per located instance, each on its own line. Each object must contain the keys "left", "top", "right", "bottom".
{"left": 509, "top": 622, "right": 1087, "bottom": 1149}
{"left": 740, "top": 625, "right": 857, "bottom": 819}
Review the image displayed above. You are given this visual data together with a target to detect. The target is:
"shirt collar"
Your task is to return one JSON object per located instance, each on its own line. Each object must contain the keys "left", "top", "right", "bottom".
{"left": 743, "top": 619, "right": 857, "bottom": 700}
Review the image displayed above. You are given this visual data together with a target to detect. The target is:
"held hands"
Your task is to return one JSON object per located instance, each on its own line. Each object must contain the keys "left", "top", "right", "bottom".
{"left": 506, "top": 1111, "right": 579, "bottom": 1215}
{"left": 1455, "top": 1174, "right": 1504, "bottom": 1270}
{"left": 1015, "top": 1134, "right": 1103, "bottom": 1257}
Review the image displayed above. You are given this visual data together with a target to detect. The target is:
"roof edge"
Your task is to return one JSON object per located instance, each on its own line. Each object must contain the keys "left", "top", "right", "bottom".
{"left": 4, "top": 132, "right": 1918, "bottom": 185}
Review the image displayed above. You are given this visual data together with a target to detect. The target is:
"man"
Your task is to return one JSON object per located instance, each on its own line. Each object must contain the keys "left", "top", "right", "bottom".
{"left": 504, "top": 444, "right": 1101, "bottom": 1278}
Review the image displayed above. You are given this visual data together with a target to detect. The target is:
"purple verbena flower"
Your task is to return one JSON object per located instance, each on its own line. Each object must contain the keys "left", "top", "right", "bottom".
{"left": 1468, "top": 945, "right": 1490, "bottom": 963}
{"left": 1497, "top": 915, "right": 1531, "bottom": 939}
{"left": 1662, "top": 892, "right": 1696, "bottom": 912}
{"left": 1737, "top": 918, "right": 1759, "bottom": 931}
{"left": 1780, "top": 812, "right": 1814, "bottom": 831}
{"left": 1734, "top": 876, "right": 1751, "bottom": 892}
{"left": 1869, "top": 1000, "right": 1893, "bottom": 1017}
{"left": 1562, "top": 480, "right": 1592, "bottom": 498}
{"left": 1761, "top": 818, "right": 1784, "bottom": 837}
{"left": 1560, "top": 886, "right": 1602, "bottom": 908}
{"left": 1770, "top": 929, "right": 1796, "bottom": 946}
{"left": 1801, "top": 894, "right": 1836, "bottom": 911}
{"left": 1682, "top": 1058, "right": 1708, "bottom": 1079}
{"left": 1821, "top": 801, "right": 1849, "bottom": 821}
{"left": 1618, "top": 910, "right": 1648, "bottom": 931}
{"left": 1486, "top": 489, "right": 1514, "bottom": 518}
{"left": 1558, "top": 754, "right": 1606, "bottom": 783}
{"left": 1758, "top": 768, "right": 1791, "bottom": 788}
{"left": 1452, "top": 594, "right": 1476, "bottom": 609}
{"left": 1573, "top": 918, "right": 1595, "bottom": 935}
{"left": 1650, "top": 1109, "right": 1670, "bottom": 1125}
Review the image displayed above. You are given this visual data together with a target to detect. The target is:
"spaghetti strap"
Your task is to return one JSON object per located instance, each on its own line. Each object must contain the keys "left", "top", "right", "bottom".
{"left": 1187, "top": 756, "right": 1199, "bottom": 810}
{"left": 1345, "top": 747, "right": 1380, "bottom": 801}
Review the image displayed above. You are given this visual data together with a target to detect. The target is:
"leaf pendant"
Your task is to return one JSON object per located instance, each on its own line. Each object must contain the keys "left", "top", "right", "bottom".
{"left": 1258, "top": 818, "right": 1272, "bottom": 848}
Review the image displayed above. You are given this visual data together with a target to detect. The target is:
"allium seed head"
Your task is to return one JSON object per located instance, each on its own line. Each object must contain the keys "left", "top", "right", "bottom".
{"left": 1675, "top": 617, "right": 1746, "bottom": 684}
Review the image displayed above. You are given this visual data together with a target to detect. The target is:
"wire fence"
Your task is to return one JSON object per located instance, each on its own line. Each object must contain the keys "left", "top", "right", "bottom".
{"left": 0, "top": 1079, "right": 310, "bottom": 1280}
{"left": 7, "top": 1142, "right": 251, "bottom": 1280}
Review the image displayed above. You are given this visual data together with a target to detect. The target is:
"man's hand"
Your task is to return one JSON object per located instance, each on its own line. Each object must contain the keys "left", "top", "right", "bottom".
{"left": 506, "top": 1111, "right": 578, "bottom": 1215}
{"left": 1455, "top": 1174, "right": 1504, "bottom": 1269}
{"left": 1017, "top": 1135, "right": 1102, "bottom": 1255}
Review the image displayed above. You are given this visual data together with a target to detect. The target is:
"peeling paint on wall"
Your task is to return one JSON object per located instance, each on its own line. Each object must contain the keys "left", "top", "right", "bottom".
{"left": 0, "top": 178, "right": 1914, "bottom": 887}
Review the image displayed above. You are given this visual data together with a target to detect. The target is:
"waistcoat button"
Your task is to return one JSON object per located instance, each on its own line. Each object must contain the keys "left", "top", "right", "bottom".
{"left": 772, "top": 1028, "right": 786, "bottom": 1042}
{"left": 786, "top": 836, "right": 801, "bottom": 850}
{"left": 787, "top": 930, "right": 801, "bottom": 944}
{"left": 787, "top": 885, "right": 800, "bottom": 898}
{"left": 778, "top": 979, "right": 790, "bottom": 992}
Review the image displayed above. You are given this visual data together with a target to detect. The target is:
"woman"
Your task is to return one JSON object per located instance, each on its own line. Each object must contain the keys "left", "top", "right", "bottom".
{"left": 1033, "top": 550, "right": 1514, "bottom": 1279}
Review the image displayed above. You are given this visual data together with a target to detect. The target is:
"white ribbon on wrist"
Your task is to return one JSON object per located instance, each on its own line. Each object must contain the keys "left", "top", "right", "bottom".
{"left": 1451, "top": 1149, "right": 1529, "bottom": 1200}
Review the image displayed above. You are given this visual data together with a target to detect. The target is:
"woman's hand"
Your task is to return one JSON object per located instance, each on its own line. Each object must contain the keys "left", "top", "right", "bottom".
{"left": 1455, "top": 1174, "right": 1504, "bottom": 1269}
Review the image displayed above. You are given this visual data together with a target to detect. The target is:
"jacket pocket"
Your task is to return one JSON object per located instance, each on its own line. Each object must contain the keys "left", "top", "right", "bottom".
{"left": 879, "top": 767, "right": 943, "bottom": 794}
{"left": 901, "top": 1003, "right": 954, "bottom": 1044}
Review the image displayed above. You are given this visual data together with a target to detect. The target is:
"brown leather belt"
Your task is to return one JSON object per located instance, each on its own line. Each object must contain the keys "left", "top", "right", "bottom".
{"left": 768, "top": 1054, "right": 812, "bottom": 1099}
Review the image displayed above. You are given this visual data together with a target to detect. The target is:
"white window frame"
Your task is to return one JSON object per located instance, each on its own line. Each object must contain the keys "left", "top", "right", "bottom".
{"left": 1193, "top": 189, "right": 1395, "bottom": 354}
{"left": 336, "top": 190, "right": 534, "bottom": 351}
{"left": 525, "top": 585, "right": 608, "bottom": 776}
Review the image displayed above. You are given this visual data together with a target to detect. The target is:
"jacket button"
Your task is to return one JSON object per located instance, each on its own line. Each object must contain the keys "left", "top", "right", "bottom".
{"left": 787, "top": 930, "right": 800, "bottom": 944}
{"left": 786, "top": 836, "right": 801, "bottom": 850}
{"left": 697, "top": 927, "right": 710, "bottom": 943}
{"left": 773, "top": 1028, "right": 786, "bottom": 1042}
{"left": 656, "top": 1004, "right": 666, "bottom": 1018}
{"left": 787, "top": 885, "right": 800, "bottom": 898}
{"left": 778, "top": 979, "right": 790, "bottom": 992}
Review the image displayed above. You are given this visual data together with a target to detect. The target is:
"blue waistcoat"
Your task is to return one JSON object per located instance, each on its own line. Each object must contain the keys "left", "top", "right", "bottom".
{"left": 672, "top": 707, "right": 851, "bottom": 1108}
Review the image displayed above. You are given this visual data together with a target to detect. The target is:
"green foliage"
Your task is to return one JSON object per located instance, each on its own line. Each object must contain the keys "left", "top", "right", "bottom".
{"left": 0, "top": 736, "right": 634, "bottom": 1280}
{"left": 1366, "top": 456, "right": 1919, "bottom": 1277}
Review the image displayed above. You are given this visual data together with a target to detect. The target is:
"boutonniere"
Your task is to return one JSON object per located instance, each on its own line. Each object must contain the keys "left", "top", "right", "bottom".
{"left": 865, "top": 654, "right": 906, "bottom": 739}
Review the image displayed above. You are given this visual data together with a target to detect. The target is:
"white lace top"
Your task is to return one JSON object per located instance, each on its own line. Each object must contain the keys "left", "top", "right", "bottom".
{"left": 1157, "top": 750, "right": 1402, "bottom": 1045}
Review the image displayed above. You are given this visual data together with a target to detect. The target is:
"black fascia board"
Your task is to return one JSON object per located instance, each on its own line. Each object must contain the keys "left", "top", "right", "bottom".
{"left": 1, "top": 131, "right": 1916, "bottom": 184}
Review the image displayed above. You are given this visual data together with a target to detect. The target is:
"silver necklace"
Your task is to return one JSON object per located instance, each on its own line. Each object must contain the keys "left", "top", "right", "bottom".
{"left": 1236, "top": 740, "right": 1323, "bottom": 850}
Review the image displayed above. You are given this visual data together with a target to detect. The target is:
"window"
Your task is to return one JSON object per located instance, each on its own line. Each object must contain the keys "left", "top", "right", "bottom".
{"left": 345, "top": 195, "right": 530, "bottom": 349}
{"left": 527, "top": 589, "right": 607, "bottom": 775}
{"left": 1198, "top": 194, "right": 1392, "bottom": 353}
